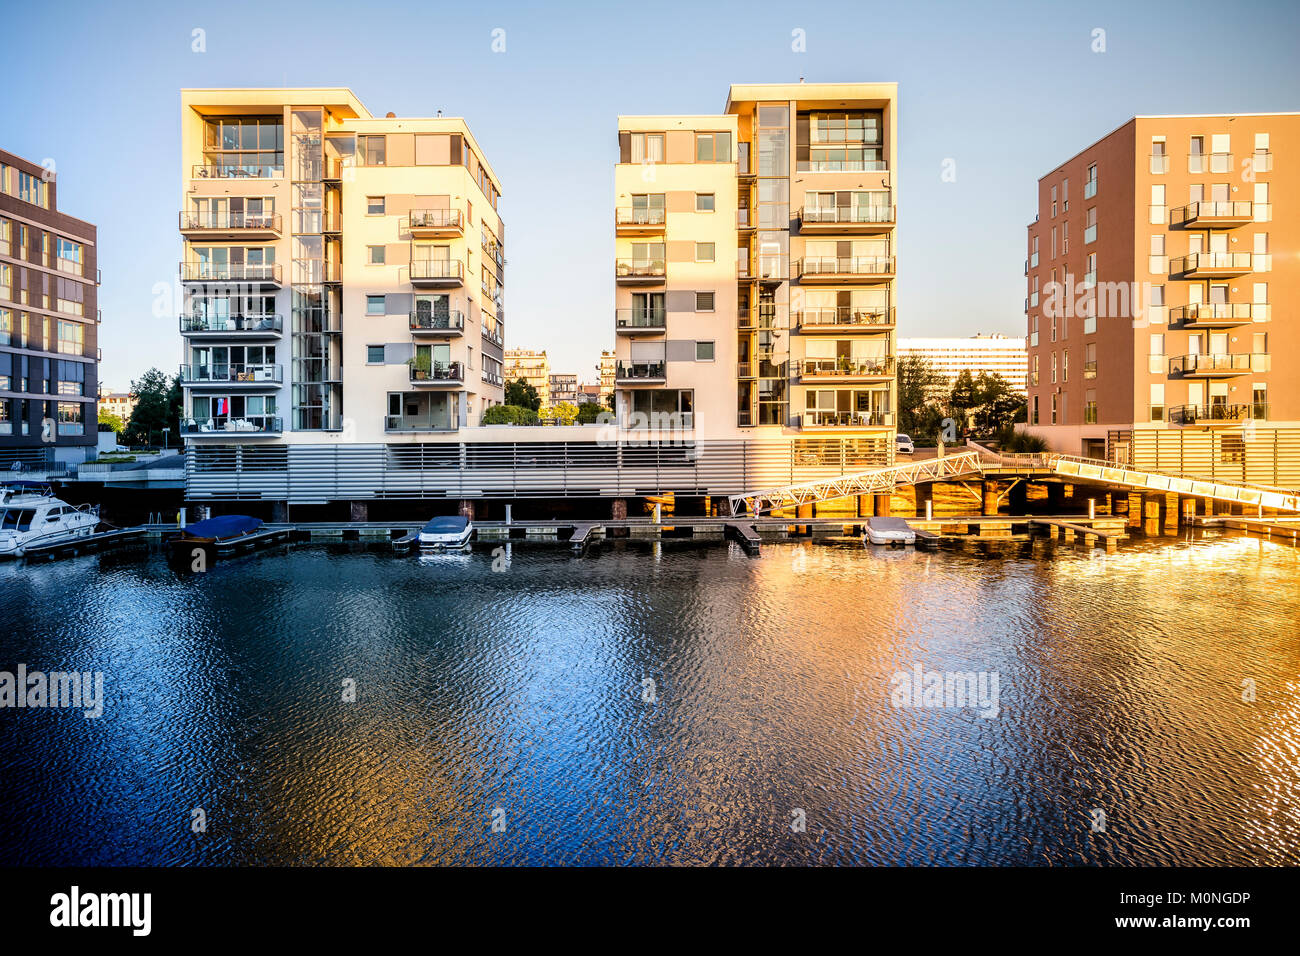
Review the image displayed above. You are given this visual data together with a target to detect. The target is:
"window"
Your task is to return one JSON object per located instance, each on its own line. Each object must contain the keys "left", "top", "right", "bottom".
{"left": 695, "top": 242, "right": 715, "bottom": 262}
{"left": 695, "top": 193, "right": 715, "bottom": 212}
{"left": 360, "top": 135, "right": 386, "bottom": 166}
{"left": 1050, "top": 185, "right": 1057, "bottom": 218}
{"left": 1084, "top": 163, "right": 1098, "bottom": 198}
{"left": 1148, "top": 334, "right": 1164, "bottom": 373}
{"left": 367, "top": 245, "right": 386, "bottom": 265}
{"left": 366, "top": 196, "right": 385, "bottom": 215}
{"left": 1050, "top": 393, "right": 1058, "bottom": 425}
{"left": 1085, "top": 342, "right": 1097, "bottom": 379}
{"left": 1254, "top": 182, "right": 1271, "bottom": 222}
{"left": 1189, "top": 136, "right": 1205, "bottom": 173}
{"left": 18, "top": 171, "right": 45, "bottom": 206}
{"left": 695, "top": 132, "right": 732, "bottom": 162}
{"left": 1062, "top": 349, "right": 1069, "bottom": 383}
{"left": 1030, "top": 354, "right": 1039, "bottom": 386}
{"left": 1030, "top": 395, "right": 1039, "bottom": 425}
{"left": 695, "top": 341, "right": 715, "bottom": 361}
{"left": 366, "top": 295, "right": 385, "bottom": 316}
{"left": 1150, "top": 137, "right": 1168, "bottom": 174}
{"left": 1149, "top": 184, "right": 1166, "bottom": 224}
{"left": 56, "top": 320, "right": 84, "bottom": 355}
{"left": 1084, "top": 389, "right": 1097, "bottom": 424}
{"left": 1062, "top": 179, "right": 1069, "bottom": 212}
{"left": 1149, "top": 235, "right": 1166, "bottom": 275}
{"left": 366, "top": 346, "right": 384, "bottom": 364}
{"left": 1253, "top": 133, "right": 1272, "bottom": 172}
{"left": 695, "top": 292, "right": 715, "bottom": 312}
{"left": 56, "top": 237, "right": 83, "bottom": 275}
{"left": 1149, "top": 383, "right": 1165, "bottom": 421}
{"left": 630, "top": 132, "right": 665, "bottom": 164}
{"left": 1030, "top": 236, "right": 1039, "bottom": 268}
{"left": 1253, "top": 233, "right": 1270, "bottom": 271}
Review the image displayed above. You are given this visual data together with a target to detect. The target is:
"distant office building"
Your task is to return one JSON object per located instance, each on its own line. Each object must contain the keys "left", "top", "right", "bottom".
{"left": 548, "top": 372, "right": 578, "bottom": 405}
{"left": 898, "top": 334, "right": 1028, "bottom": 395}
{"left": 1, "top": 149, "right": 99, "bottom": 467}
{"left": 504, "top": 349, "right": 549, "bottom": 406}
{"left": 97, "top": 386, "right": 137, "bottom": 425}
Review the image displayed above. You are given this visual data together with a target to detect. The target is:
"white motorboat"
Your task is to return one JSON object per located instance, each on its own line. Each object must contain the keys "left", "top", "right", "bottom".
{"left": 0, "top": 482, "right": 101, "bottom": 558}
{"left": 418, "top": 515, "right": 473, "bottom": 550}
{"left": 865, "top": 516, "right": 916, "bottom": 546}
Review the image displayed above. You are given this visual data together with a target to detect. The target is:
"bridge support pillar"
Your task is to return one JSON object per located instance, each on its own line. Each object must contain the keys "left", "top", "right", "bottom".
{"left": 873, "top": 494, "right": 891, "bottom": 518}
{"left": 272, "top": 501, "right": 289, "bottom": 524}
{"left": 981, "top": 481, "right": 999, "bottom": 516}
{"left": 349, "top": 500, "right": 368, "bottom": 523}
{"left": 857, "top": 494, "right": 873, "bottom": 518}
{"left": 1008, "top": 480, "right": 1027, "bottom": 515}
{"left": 1163, "top": 493, "right": 1179, "bottom": 533}
{"left": 611, "top": 498, "right": 627, "bottom": 521}
{"left": 914, "top": 483, "right": 933, "bottom": 518}
{"left": 458, "top": 499, "right": 475, "bottom": 520}
{"left": 1142, "top": 494, "right": 1162, "bottom": 536}
{"left": 1110, "top": 492, "right": 1128, "bottom": 516}
{"left": 1047, "top": 482, "right": 1066, "bottom": 512}
{"left": 1127, "top": 493, "right": 1143, "bottom": 529}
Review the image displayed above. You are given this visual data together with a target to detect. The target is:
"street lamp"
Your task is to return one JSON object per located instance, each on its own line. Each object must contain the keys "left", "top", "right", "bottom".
{"left": 162, "top": 427, "right": 170, "bottom": 450}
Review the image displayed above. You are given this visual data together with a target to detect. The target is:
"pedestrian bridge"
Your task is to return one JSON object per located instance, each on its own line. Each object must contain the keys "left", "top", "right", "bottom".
{"left": 729, "top": 446, "right": 1300, "bottom": 516}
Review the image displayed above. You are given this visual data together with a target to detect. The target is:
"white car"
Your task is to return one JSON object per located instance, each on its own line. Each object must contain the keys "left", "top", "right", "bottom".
{"left": 895, "top": 434, "right": 915, "bottom": 455}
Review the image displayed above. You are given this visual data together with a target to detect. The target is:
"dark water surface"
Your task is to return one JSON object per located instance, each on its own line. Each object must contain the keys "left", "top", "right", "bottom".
{"left": 1, "top": 533, "right": 1297, "bottom": 865}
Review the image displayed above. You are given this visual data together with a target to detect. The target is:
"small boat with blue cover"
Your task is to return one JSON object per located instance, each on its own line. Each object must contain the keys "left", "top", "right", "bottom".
{"left": 418, "top": 514, "right": 473, "bottom": 550}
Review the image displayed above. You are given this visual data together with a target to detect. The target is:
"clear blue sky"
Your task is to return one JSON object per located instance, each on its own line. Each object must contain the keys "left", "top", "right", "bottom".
{"left": 3, "top": 0, "right": 1297, "bottom": 391}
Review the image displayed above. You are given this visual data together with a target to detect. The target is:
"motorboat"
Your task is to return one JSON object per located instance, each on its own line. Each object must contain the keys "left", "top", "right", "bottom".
{"left": 0, "top": 482, "right": 100, "bottom": 558}
{"left": 169, "top": 514, "right": 264, "bottom": 553}
{"left": 865, "top": 516, "right": 916, "bottom": 546}
{"left": 418, "top": 514, "right": 473, "bottom": 550}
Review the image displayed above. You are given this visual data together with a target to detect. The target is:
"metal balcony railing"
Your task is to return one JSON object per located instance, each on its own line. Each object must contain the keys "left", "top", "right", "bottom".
{"left": 408, "top": 361, "right": 464, "bottom": 383}
{"left": 799, "top": 203, "right": 894, "bottom": 226}
{"left": 797, "top": 256, "right": 894, "bottom": 278}
{"left": 798, "top": 357, "right": 895, "bottom": 378}
{"left": 191, "top": 163, "right": 283, "bottom": 179}
{"left": 1170, "top": 252, "right": 1252, "bottom": 275}
{"left": 409, "top": 208, "right": 463, "bottom": 230}
{"left": 408, "top": 310, "right": 466, "bottom": 333}
{"left": 615, "top": 308, "right": 667, "bottom": 330}
{"left": 179, "top": 363, "right": 283, "bottom": 385}
{"left": 795, "top": 409, "right": 894, "bottom": 428}
{"left": 793, "top": 308, "right": 894, "bottom": 329}
{"left": 180, "top": 262, "right": 282, "bottom": 284}
{"left": 1170, "top": 201, "right": 1253, "bottom": 225}
{"left": 181, "top": 415, "right": 282, "bottom": 435}
{"left": 410, "top": 259, "right": 464, "bottom": 281}
{"left": 1169, "top": 403, "right": 1267, "bottom": 426}
{"left": 615, "top": 208, "right": 667, "bottom": 227}
{"left": 1169, "top": 303, "right": 1256, "bottom": 327}
{"left": 1168, "top": 353, "right": 1265, "bottom": 376}
{"left": 615, "top": 258, "right": 666, "bottom": 280}
{"left": 614, "top": 360, "right": 666, "bottom": 380}
{"left": 180, "top": 313, "right": 283, "bottom": 334}
{"left": 179, "top": 212, "right": 282, "bottom": 231}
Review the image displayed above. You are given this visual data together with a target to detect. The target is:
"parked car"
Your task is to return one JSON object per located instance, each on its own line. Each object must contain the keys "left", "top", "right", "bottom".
{"left": 895, "top": 433, "right": 915, "bottom": 455}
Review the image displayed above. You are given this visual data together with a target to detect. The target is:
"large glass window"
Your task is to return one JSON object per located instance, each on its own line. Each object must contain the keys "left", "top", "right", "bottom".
{"left": 202, "top": 117, "right": 284, "bottom": 176}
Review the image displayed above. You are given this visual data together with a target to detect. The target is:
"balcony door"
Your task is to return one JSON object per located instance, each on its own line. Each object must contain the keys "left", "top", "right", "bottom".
{"left": 632, "top": 292, "right": 663, "bottom": 321}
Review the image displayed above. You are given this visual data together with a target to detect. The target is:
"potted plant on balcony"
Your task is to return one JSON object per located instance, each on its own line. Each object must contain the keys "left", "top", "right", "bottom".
{"left": 407, "top": 354, "right": 433, "bottom": 381}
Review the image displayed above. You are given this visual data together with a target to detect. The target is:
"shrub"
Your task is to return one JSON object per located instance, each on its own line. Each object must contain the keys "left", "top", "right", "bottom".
{"left": 576, "top": 403, "right": 609, "bottom": 424}
{"left": 481, "top": 404, "right": 539, "bottom": 426}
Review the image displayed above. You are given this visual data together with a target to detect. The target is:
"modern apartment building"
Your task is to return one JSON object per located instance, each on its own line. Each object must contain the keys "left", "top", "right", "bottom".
{"left": 898, "top": 334, "right": 1028, "bottom": 395}
{"left": 0, "top": 149, "right": 99, "bottom": 468}
{"left": 548, "top": 372, "right": 578, "bottom": 405}
{"left": 97, "top": 385, "right": 136, "bottom": 425}
{"left": 598, "top": 350, "right": 616, "bottom": 406}
{"left": 613, "top": 83, "right": 897, "bottom": 455}
{"left": 1023, "top": 113, "right": 1298, "bottom": 486}
{"left": 503, "top": 348, "right": 549, "bottom": 406}
{"left": 178, "top": 89, "right": 506, "bottom": 500}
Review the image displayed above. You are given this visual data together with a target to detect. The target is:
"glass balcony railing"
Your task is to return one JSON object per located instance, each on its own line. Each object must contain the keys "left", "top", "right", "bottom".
{"left": 384, "top": 414, "right": 456, "bottom": 432}
{"left": 797, "top": 159, "right": 889, "bottom": 172}
{"left": 410, "top": 259, "right": 464, "bottom": 281}
{"left": 1169, "top": 403, "right": 1266, "bottom": 426}
{"left": 180, "top": 262, "right": 282, "bottom": 284}
{"left": 793, "top": 308, "right": 894, "bottom": 330}
{"left": 408, "top": 209, "right": 463, "bottom": 230}
{"left": 1168, "top": 353, "right": 1265, "bottom": 376}
{"left": 180, "top": 415, "right": 282, "bottom": 435}
{"left": 799, "top": 204, "right": 894, "bottom": 226}
{"left": 797, "top": 356, "right": 895, "bottom": 378}
{"left": 1149, "top": 153, "right": 1169, "bottom": 174}
{"left": 179, "top": 363, "right": 283, "bottom": 385}
{"left": 408, "top": 361, "right": 464, "bottom": 383}
{"left": 797, "top": 256, "right": 894, "bottom": 278}
{"left": 615, "top": 208, "right": 667, "bottom": 227}
{"left": 1187, "top": 152, "right": 1233, "bottom": 174}
{"left": 1170, "top": 201, "right": 1253, "bottom": 225}
{"left": 615, "top": 308, "right": 667, "bottom": 331}
{"left": 795, "top": 409, "right": 893, "bottom": 428}
{"left": 1169, "top": 303, "right": 1257, "bottom": 327}
{"left": 408, "top": 310, "right": 466, "bottom": 333}
{"left": 191, "top": 163, "right": 284, "bottom": 179}
{"left": 614, "top": 360, "right": 666, "bottom": 381}
{"left": 180, "top": 313, "right": 283, "bottom": 334}
{"left": 180, "top": 212, "right": 282, "bottom": 232}
{"left": 1169, "top": 252, "right": 1252, "bottom": 275}
{"left": 615, "top": 259, "right": 666, "bottom": 280}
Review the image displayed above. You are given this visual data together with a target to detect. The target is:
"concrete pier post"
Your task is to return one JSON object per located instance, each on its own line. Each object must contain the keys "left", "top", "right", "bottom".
{"left": 611, "top": 498, "right": 627, "bottom": 520}
{"left": 653, "top": 503, "right": 662, "bottom": 525}
{"left": 1088, "top": 498, "right": 1096, "bottom": 520}
{"left": 1163, "top": 492, "right": 1179, "bottom": 534}
{"left": 1127, "top": 493, "right": 1143, "bottom": 529}
{"left": 873, "top": 494, "right": 891, "bottom": 517}
{"left": 1110, "top": 492, "right": 1127, "bottom": 516}
{"left": 926, "top": 499, "right": 933, "bottom": 521}
{"left": 914, "top": 483, "right": 933, "bottom": 518}
{"left": 504, "top": 503, "right": 513, "bottom": 526}
{"left": 348, "top": 501, "right": 366, "bottom": 523}
{"left": 981, "top": 481, "right": 999, "bottom": 516}
{"left": 1180, "top": 498, "right": 1196, "bottom": 526}
{"left": 458, "top": 499, "right": 475, "bottom": 520}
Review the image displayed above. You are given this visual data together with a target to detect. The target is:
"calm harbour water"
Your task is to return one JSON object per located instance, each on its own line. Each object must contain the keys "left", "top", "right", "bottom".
{"left": 1, "top": 532, "right": 1298, "bottom": 866}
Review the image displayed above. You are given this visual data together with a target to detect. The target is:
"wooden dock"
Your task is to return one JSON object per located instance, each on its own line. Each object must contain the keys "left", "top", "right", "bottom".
{"left": 724, "top": 522, "right": 762, "bottom": 555}
{"left": 22, "top": 526, "right": 149, "bottom": 562}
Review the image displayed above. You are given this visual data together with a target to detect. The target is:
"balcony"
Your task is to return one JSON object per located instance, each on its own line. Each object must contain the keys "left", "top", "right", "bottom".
{"left": 1187, "top": 153, "right": 1233, "bottom": 174}
{"left": 181, "top": 415, "right": 282, "bottom": 437}
{"left": 180, "top": 211, "right": 282, "bottom": 239}
{"left": 410, "top": 259, "right": 464, "bottom": 287}
{"left": 409, "top": 310, "right": 465, "bottom": 336}
{"left": 614, "top": 360, "right": 666, "bottom": 384}
{"left": 615, "top": 308, "right": 667, "bottom": 335}
{"left": 1169, "top": 403, "right": 1267, "bottom": 426}
{"left": 191, "top": 163, "right": 283, "bottom": 180}
{"left": 798, "top": 203, "right": 894, "bottom": 234}
{"left": 796, "top": 159, "right": 888, "bottom": 173}
{"left": 615, "top": 208, "right": 667, "bottom": 235}
{"left": 738, "top": 255, "right": 789, "bottom": 282}
{"left": 179, "top": 363, "right": 283, "bottom": 388}
{"left": 1169, "top": 253, "right": 1252, "bottom": 279}
{"left": 795, "top": 410, "right": 894, "bottom": 429}
{"left": 1170, "top": 201, "right": 1253, "bottom": 228}
{"left": 615, "top": 258, "right": 666, "bottom": 284}
{"left": 408, "top": 209, "right": 463, "bottom": 237}
{"left": 384, "top": 414, "right": 457, "bottom": 433}
{"left": 1167, "top": 353, "right": 1267, "bottom": 378}
{"left": 796, "top": 356, "right": 895, "bottom": 381}
{"left": 180, "top": 263, "right": 283, "bottom": 288}
{"left": 408, "top": 361, "right": 465, "bottom": 387}
{"left": 796, "top": 256, "right": 894, "bottom": 282}
{"left": 179, "top": 313, "right": 283, "bottom": 339}
{"left": 793, "top": 308, "right": 894, "bottom": 332}
{"left": 1168, "top": 303, "right": 1258, "bottom": 330}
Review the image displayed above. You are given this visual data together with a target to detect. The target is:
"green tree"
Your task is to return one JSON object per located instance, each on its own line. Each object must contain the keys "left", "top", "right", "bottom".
{"left": 895, "top": 354, "right": 945, "bottom": 444}
{"left": 968, "top": 372, "right": 1027, "bottom": 436}
{"left": 481, "top": 404, "right": 539, "bottom": 425}
{"left": 123, "top": 369, "right": 182, "bottom": 447}
{"left": 504, "top": 377, "right": 541, "bottom": 411}
{"left": 98, "top": 409, "right": 125, "bottom": 433}
{"left": 576, "top": 403, "right": 610, "bottom": 424}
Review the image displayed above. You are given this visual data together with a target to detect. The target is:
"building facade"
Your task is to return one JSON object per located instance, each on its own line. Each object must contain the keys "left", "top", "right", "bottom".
{"left": 548, "top": 372, "right": 578, "bottom": 405}
{"left": 503, "top": 348, "right": 549, "bottom": 406}
{"left": 613, "top": 83, "right": 897, "bottom": 457}
{"left": 598, "top": 350, "right": 616, "bottom": 406}
{"left": 97, "top": 386, "right": 136, "bottom": 426}
{"left": 898, "top": 334, "right": 1028, "bottom": 395}
{"left": 1, "top": 149, "right": 99, "bottom": 467}
{"left": 178, "top": 88, "right": 505, "bottom": 458}
{"left": 1024, "top": 113, "right": 1298, "bottom": 486}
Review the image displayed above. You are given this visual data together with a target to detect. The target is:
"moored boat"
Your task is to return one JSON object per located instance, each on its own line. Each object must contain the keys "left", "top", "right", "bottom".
{"left": 865, "top": 516, "right": 916, "bottom": 546}
{"left": 170, "top": 514, "right": 264, "bottom": 551}
{"left": 418, "top": 514, "right": 473, "bottom": 550}
{"left": 0, "top": 482, "right": 101, "bottom": 559}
